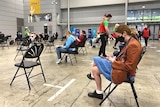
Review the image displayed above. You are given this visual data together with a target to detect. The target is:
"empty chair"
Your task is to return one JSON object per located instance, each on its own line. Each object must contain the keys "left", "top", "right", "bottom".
{"left": 14, "top": 37, "right": 31, "bottom": 60}
{"left": 15, "top": 31, "right": 23, "bottom": 45}
{"left": 0, "top": 34, "right": 11, "bottom": 49}
{"left": 44, "top": 35, "right": 55, "bottom": 52}
{"left": 10, "top": 43, "right": 46, "bottom": 90}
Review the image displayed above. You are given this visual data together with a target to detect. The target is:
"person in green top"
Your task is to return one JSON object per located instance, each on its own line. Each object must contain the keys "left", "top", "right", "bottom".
{"left": 24, "top": 27, "right": 30, "bottom": 36}
{"left": 98, "top": 14, "right": 112, "bottom": 57}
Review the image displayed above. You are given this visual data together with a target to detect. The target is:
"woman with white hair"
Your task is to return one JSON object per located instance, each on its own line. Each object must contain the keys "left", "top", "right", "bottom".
{"left": 55, "top": 30, "right": 76, "bottom": 64}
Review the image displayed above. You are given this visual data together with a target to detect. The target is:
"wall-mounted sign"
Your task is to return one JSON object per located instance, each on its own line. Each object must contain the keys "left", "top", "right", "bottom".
{"left": 29, "top": 0, "right": 41, "bottom": 14}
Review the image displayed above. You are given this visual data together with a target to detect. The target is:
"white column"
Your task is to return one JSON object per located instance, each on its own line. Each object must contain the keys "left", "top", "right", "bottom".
{"left": 125, "top": 0, "right": 128, "bottom": 25}
{"left": 68, "top": 0, "right": 70, "bottom": 31}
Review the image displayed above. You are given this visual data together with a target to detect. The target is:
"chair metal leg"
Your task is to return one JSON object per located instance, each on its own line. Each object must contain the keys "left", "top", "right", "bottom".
{"left": 27, "top": 67, "right": 34, "bottom": 77}
{"left": 68, "top": 54, "right": 73, "bottom": 65}
{"left": 14, "top": 50, "right": 20, "bottom": 60}
{"left": 99, "top": 84, "right": 118, "bottom": 105}
{"left": 24, "top": 68, "right": 31, "bottom": 90}
{"left": 82, "top": 48, "right": 85, "bottom": 54}
{"left": 73, "top": 54, "right": 77, "bottom": 63}
{"left": 85, "top": 47, "right": 87, "bottom": 54}
{"left": 39, "top": 64, "right": 46, "bottom": 82}
{"left": 130, "top": 83, "right": 140, "bottom": 107}
{"left": 104, "top": 82, "right": 113, "bottom": 92}
{"left": 10, "top": 67, "right": 20, "bottom": 86}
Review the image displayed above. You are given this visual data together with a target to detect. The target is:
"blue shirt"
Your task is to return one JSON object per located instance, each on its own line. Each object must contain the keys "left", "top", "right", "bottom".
{"left": 63, "top": 35, "right": 76, "bottom": 51}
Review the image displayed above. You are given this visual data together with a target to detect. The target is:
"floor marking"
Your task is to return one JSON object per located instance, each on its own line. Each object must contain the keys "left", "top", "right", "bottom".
{"left": 150, "top": 46, "right": 157, "bottom": 49}
{"left": 47, "top": 79, "right": 76, "bottom": 101}
{"left": 43, "top": 84, "right": 63, "bottom": 89}
{"left": 156, "top": 50, "right": 160, "bottom": 53}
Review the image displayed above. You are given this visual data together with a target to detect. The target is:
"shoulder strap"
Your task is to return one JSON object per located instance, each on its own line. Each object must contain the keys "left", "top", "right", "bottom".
{"left": 116, "top": 37, "right": 133, "bottom": 59}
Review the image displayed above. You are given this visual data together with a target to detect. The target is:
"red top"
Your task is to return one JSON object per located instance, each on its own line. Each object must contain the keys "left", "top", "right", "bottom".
{"left": 99, "top": 20, "right": 106, "bottom": 33}
{"left": 142, "top": 28, "right": 150, "bottom": 38}
{"left": 76, "top": 35, "right": 84, "bottom": 46}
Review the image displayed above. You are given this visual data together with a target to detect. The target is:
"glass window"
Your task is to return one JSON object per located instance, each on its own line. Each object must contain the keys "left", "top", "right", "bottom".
{"left": 127, "top": 9, "right": 160, "bottom": 22}
{"left": 143, "top": 10, "right": 151, "bottom": 20}
{"left": 152, "top": 9, "right": 160, "bottom": 20}
{"left": 134, "top": 10, "right": 143, "bottom": 21}
{"left": 127, "top": 10, "right": 135, "bottom": 21}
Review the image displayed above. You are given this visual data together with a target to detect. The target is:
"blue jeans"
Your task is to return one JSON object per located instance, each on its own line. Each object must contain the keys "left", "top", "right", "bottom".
{"left": 56, "top": 47, "right": 68, "bottom": 59}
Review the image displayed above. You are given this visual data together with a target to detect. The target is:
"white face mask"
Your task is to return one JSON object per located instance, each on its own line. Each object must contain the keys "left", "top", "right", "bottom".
{"left": 145, "top": 25, "right": 147, "bottom": 28}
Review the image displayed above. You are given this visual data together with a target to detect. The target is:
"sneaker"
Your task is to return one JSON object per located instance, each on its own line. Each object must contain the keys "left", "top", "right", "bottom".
{"left": 56, "top": 59, "right": 61, "bottom": 64}
{"left": 87, "top": 73, "right": 94, "bottom": 80}
{"left": 88, "top": 90, "right": 103, "bottom": 99}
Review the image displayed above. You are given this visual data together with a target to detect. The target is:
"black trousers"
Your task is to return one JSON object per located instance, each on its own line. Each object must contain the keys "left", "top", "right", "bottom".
{"left": 114, "top": 36, "right": 125, "bottom": 47}
{"left": 98, "top": 33, "right": 108, "bottom": 56}
{"left": 143, "top": 37, "right": 149, "bottom": 46}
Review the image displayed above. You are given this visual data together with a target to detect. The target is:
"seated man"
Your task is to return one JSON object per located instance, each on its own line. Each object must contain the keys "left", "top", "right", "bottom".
{"left": 87, "top": 25, "right": 142, "bottom": 99}
{"left": 55, "top": 30, "right": 76, "bottom": 64}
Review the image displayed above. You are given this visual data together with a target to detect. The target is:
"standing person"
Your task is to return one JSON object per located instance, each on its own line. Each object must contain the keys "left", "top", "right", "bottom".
{"left": 55, "top": 30, "right": 76, "bottom": 64}
{"left": 24, "top": 27, "right": 30, "bottom": 36}
{"left": 87, "top": 25, "right": 142, "bottom": 99}
{"left": 98, "top": 14, "right": 112, "bottom": 57}
{"left": 112, "top": 23, "right": 120, "bottom": 49}
{"left": 142, "top": 24, "right": 151, "bottom": 47}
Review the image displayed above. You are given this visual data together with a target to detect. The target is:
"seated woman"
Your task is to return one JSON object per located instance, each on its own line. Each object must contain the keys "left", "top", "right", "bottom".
{"left": 87, "top": 24, "right": 142, "bottom": 99}
{"left": 55, "top": 30, "right": 76, "bottom": 64}
{"left": 75, "top": 30, "right": 86, "bottom": 47}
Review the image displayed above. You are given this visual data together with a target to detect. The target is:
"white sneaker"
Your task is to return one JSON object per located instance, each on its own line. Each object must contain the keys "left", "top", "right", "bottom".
{"left": 56, "top": 59, "right": 61, "bottom": 64}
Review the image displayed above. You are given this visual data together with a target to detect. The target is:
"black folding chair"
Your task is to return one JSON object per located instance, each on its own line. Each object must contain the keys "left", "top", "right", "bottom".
{"left": 61, "top": 41, "right": 79, "bottom": 65}
{"left": 99, "top": 46, "right": 146, "bottom": 107}
{"left": 0, "top": 33, "right": 8, "bottom": 49}
{"left": 10, "top": 43, "right": 46, "bottom": 90}
{"left": 14, "top": 37, "right": 31, "bottom": 60}
{"left": 61, "top": 49, "right": 78, "bottom": 65}
{"left": 44, "top": 36, "right": 55, "bottom": 52}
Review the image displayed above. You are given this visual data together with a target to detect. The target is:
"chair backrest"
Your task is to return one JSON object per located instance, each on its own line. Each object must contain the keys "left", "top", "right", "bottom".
{"left": 137, "top": 46, "right": 146, "bottom": 65}
{"left": 69, "top": 41, "right": 76, "bottom": 48}
{"left": 21, "top": 36, "right": 31, "bottom": 46}
{"left": 0, "top": 34, "right": 5, "bottom": 42}
{"left": 127, "top": 46, "right": 146, "bottom": 82}
{"left": 24, "top": 43, "right": 44, "bottom": 58}
{"left": 48, "top": 36, "right": 54, "bottom": 43}
{"left": 43, "top": 34, "right": 49, "bottom": 40}
{"left": 80, "top": 37, "right": 87, "bottom": 47}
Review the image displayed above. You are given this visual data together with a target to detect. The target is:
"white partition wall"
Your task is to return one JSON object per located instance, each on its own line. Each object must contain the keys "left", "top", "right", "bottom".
{"left": 60, "top": 0, "right": 160, "bottom": 32}
{"left": 0, "top": 0, "right": 24, "bottom": 36}
{"left": 23, "top": 0, "right": 62, "bottom": 36}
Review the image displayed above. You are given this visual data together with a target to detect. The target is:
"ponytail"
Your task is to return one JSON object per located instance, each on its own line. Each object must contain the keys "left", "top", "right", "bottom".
{"left": 130, "top": 27, "right": 139, "bottom": 41}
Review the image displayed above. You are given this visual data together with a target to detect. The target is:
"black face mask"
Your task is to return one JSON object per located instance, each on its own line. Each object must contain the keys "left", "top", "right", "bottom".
{"left": 119, "top": 36, "right": 125, "bottom": 42}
